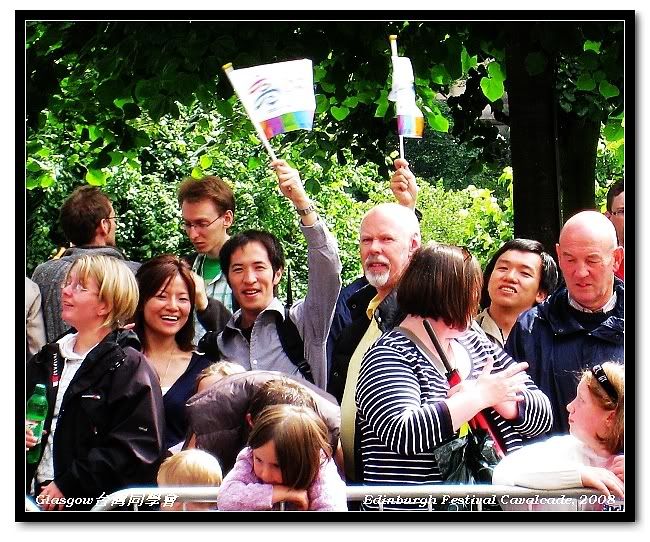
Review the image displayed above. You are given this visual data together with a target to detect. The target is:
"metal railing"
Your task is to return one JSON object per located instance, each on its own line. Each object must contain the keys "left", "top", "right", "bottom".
{"left": 81, "top": 484, "right": 623, "bottom": 512}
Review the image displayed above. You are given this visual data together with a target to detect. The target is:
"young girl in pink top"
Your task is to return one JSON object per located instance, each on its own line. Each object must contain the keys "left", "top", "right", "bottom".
{"left": 217, "top": 404, "right": 347, "bottom": 511}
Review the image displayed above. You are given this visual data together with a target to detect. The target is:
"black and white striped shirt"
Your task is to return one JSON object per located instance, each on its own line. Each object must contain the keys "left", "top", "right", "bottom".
{"left": 355, "top": 327, "right": 552, "bottom": 511}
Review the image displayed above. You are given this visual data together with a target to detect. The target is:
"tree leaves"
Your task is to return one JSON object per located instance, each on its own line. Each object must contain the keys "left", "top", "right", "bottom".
{"left": 199, "top": 154, "right": 213, "bottom": 169}
{"left": 599, "top": 80, "right": 620, "bottom": 99}
{"left": 85, "top": 168, "right": 108, "bottom": 186}
{"left": 480, "top": 60, "right": 506, "bottom": 102}
{"left": 576, "top": 74, "right": 597, "bottom": 91}
{"left": 480, "top": 76, "right": 505, "bottom": 103}
{"left": 330, "top": 105, "right": 350, "bottom": 121}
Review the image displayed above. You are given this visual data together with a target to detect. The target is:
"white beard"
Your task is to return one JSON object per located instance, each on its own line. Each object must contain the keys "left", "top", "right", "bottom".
{"left": 365, "top": 269, "right": 390, "bottom": 289}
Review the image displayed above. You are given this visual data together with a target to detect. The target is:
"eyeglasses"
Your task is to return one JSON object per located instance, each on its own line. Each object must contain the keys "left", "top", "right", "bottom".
{"left": 590, "top": 364, "right": 618, "bottom": 403}
{"left": 106, "top": 215, "right": 119, "bottom": 220}
{"left": 610, "top": 209, "right": 624, "bottom": 217}
{"left": 60, "top": 280, "right": 98, "bottom": 295}
{"left": 182, "top": 214, "right": 222, "bottom": 232}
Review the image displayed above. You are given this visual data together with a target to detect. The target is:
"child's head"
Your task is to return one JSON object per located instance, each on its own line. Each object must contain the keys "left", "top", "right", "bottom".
{"left": 248, "top": 404, "right": 332, "bottom": 490}
{"left": 157, "top": 449, "right": 223, "bottom": 511}
{"left": 567, "top": 362, "right": 624, "bottom": 454}
{"left": 195, "top": 361, "right": 246, "bottom": 393}
{"left": 247, "top": 378, "right": 318, "bottom": 427}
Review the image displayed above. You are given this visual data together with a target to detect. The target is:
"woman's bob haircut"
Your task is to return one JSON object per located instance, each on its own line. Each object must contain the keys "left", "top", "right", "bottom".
{"left": 66, "top": 254, "right": 139, "bottom": 330}
{"left": 397, "top": 242, "right": 482, "bottom": 330}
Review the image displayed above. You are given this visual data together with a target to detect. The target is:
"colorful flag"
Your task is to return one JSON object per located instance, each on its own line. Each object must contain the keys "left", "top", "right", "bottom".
{"left": 226, "top": 59, "right": 316, "bottom": 139}
{"left": 389, "top": 56, "right": 424, "bottom": 138}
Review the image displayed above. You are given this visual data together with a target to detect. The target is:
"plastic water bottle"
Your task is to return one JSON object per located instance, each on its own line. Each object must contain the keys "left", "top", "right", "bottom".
{"left": 26, "top": 384, "right": 48, "bottom": 464}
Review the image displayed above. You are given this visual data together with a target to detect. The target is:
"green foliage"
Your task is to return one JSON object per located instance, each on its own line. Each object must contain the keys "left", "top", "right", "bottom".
{"left": 595, "top": 117, "right": 625, "bottom": 211}
{"left": 25, "top": 19, "right": 624, "bottom": 290}
{"left": 26, "top": 92, "right": 515, "bottom": 294}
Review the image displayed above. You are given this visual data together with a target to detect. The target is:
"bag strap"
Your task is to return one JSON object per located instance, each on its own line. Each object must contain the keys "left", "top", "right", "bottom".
{"left": 275, "top": 308, "right": 314, "bottom": 384}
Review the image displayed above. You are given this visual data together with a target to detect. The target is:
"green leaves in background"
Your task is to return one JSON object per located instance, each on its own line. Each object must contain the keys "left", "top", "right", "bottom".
{"left": 480, "top": 60, "right": 505, "bottom": 102}
{"left": 85, "top": 169, "right": 108, "bottom": 186}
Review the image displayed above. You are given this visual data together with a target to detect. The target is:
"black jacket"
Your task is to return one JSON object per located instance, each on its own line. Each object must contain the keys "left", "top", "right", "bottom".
{"left": 327, "top": 284, "right": 404, "bottom": 403}
{"left": 505, "top": 278, "right": 624, "bottom": 436}
{"left": 26, "top": 330, "right": 165, "bottom": 509}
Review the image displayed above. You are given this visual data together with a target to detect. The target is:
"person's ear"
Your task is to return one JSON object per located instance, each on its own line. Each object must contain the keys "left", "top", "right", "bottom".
{"left": 96, "top": 300, "right": 112, "bottom": 318}
{"left": 535, "top": 290, "right": 547, "bottom": 304}
{"left": 409, "top": 233, "right": 421, "bottom": 255}
{"left": 98, "top": 218, "right": 111, "bottom": 239}
{"left": 612, "top": 246, "right": 624, "bottom": 271}
{"left": 272, "top": 268, "right": 283, "bottom": 286}
{"left": 245, "top": 412, "right": 254, "bottom": 429}
{"left": 222, "top": 210, "right": 234, "bottom": 229}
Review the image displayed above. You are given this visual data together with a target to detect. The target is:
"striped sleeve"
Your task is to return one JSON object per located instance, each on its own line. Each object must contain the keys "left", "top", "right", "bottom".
{"left": 475, "top": 334, "right": 553, "bottom": 438}
{"left": 355, "top": 340, "right": 454, "bottom": 456}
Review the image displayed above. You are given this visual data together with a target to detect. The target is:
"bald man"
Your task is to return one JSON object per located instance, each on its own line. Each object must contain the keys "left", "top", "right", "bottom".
{"left": 328, "top": 195, "right": 421, "bottom": 483}
{"left": 505, "top": 211, "right": 624, "bottom": 436}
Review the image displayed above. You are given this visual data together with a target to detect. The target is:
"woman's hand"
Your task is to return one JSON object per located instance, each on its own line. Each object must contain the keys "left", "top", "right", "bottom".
{"left": 474, "top": 357, "right": 529, "bottom": 410}
{"left": 580, "top": 465, "right": 624, "bottom": 499}
{"left": 38, "top": 481, "right": 65, "bottom": 511}
{"left": 607, "top": 455, "right": 624, "bottom": 483}
{"left": 272, "top": 485, "right": 309, "bottom": 510}
{"left": 25, "top": 425, "right": 38, "bottom": 450}
{"left": 445, "top": 358, "right": 528, "bottom": 430}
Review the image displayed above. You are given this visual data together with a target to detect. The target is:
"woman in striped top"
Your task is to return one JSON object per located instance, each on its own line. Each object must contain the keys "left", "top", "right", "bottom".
{"left": 355, "top": 243, "right": 553, "bottom": 511}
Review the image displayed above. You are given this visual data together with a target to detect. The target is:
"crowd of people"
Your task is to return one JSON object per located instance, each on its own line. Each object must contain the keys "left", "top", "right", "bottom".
{"left": 25, "top": 159, "right": 625, "bottom": 512}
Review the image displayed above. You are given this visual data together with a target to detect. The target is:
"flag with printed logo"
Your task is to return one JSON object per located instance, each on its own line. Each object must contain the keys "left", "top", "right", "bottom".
{"left": 389, "top": 55, "right": 424, "bottom": 138}
{"left": 226, "top": 59, "right": 316, "bottom": 139}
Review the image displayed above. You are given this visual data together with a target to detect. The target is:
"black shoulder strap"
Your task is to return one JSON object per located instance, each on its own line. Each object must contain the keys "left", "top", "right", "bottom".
{"left": 276, "top": 307, "right": 313, "bottom": 384}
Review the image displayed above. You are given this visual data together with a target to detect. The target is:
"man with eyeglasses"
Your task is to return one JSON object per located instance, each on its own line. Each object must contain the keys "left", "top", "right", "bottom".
{"left": 177, "top": 175, "right": 236, "bottom": 343}
{"left": 605, "top": 179, "right": 625, "bottom": 280}
{"left": 31, "top": 186, "right": 140, "bottom": 343}
{"left": 505, "top": 211, "right": 624, "bottom": 438}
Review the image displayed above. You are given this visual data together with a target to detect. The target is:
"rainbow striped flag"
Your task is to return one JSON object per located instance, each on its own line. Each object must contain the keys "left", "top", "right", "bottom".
{"left": 397, "top": 114, "right": 425, "bottom": 138}
{"left": 389, "top": 56, "right": 424, "bottom": 138}
{"left": 226, "top": 59, "right": 315, "bottom": 139}
{"left": 259, "top": 110, "right": 314, "bottom": 139}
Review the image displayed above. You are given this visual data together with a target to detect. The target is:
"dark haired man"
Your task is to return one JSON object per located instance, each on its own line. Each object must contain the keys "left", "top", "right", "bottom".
{"left": 604, "top": 179, "right": 624, "bottom": 280}
{"left": 476, "top": 238, "right": 558, "bottom": 347}
{"left": 31, "top": 186, "right": 139, "bottom": 342}
{"left": 214, "top": 160, "right": 341, "bottom": 390}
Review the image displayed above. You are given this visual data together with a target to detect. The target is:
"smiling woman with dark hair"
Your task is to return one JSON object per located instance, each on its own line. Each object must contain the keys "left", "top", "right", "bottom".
{"left": 355, "top": 242, "right": 553, "bottom": 511}
{"left": 134, "top": 254, "right": 218, "bottom": 452}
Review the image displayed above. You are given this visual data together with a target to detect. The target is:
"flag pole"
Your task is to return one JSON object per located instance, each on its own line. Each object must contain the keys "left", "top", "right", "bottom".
{"left": 389, "top": 36, "right": 405, "bottom": 160}
{"left": 222, "top": 63, "right": 278, "bottom": 162}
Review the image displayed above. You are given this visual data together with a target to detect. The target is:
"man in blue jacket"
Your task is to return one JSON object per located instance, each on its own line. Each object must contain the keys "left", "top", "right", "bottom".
{"left": 505, "top": 211, "right": 624, "bottom": 436}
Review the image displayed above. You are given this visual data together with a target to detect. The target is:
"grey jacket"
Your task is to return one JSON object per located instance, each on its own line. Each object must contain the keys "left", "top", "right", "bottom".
{"left": 185, "top": 370, "right": 341, "bottom": 474}
{"left": 217, "top": 219, "right": 342, "bottom": 390}
{"left": 31, "top": 246, "right": 140, "bottom": 342}
{"left": 25, "top": 277, "right": 46, "bottom": 358}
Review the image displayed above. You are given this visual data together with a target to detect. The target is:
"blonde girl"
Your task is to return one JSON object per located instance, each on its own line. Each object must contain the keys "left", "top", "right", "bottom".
{"left": 494, "top": 362, "right": 624, "bottom": 505}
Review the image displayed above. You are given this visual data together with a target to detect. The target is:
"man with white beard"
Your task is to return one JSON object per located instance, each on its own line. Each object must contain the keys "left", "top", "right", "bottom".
{"left": 328, "top": 170, "right": 421, "bottom": 483}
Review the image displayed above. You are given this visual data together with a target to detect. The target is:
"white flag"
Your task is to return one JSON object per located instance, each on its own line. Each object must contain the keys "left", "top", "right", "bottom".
{"left": 227, "top": 59, "right": 316, "bottom": 138}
